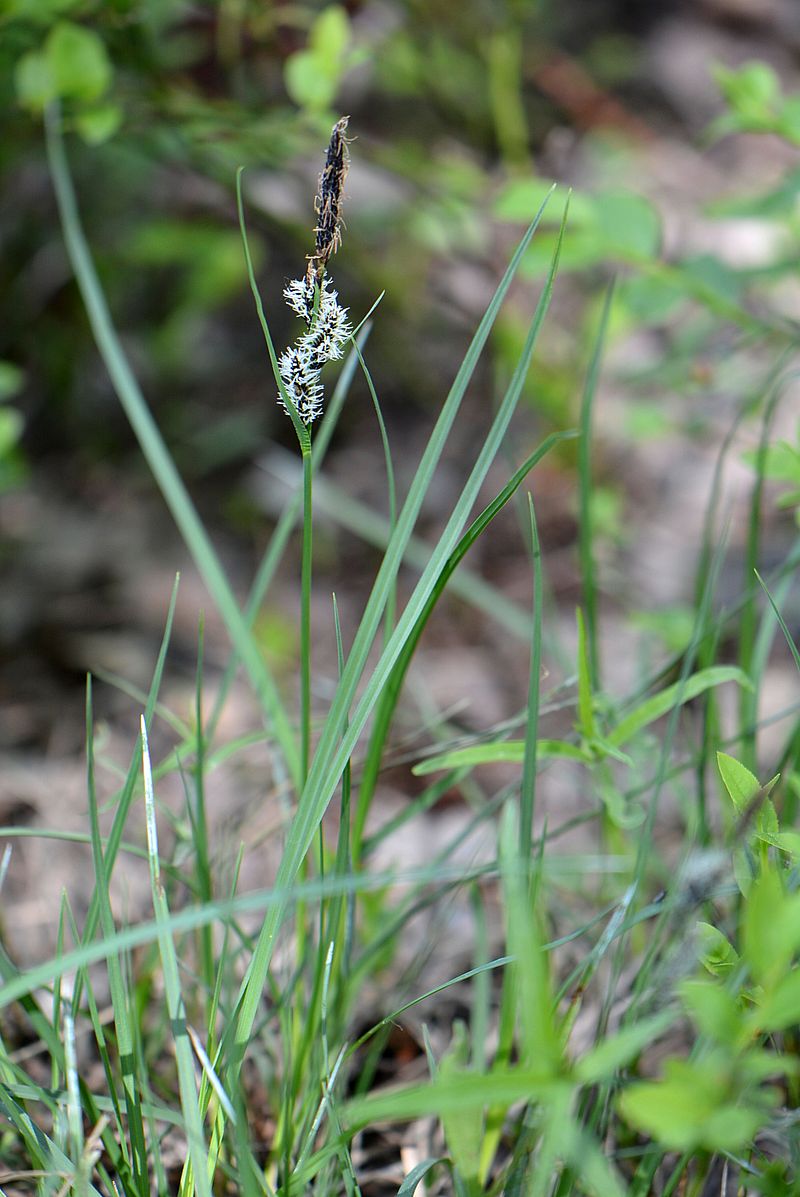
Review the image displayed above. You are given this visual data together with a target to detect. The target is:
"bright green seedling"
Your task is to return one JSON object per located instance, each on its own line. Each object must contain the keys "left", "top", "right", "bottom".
{"left": 618, "top": 1052, "right": 780, "bottom": 1155}
{"left": 284, "top": 6, "right": 366, "bottom": 113}
{"left": 716, "top": 752, "right": 799, "bottom": 893}
{"left": 15, "top": 20, "right": 121, "bottom": 144}
{"left": 712, "top": 61, "right": 800, "bottom": 145}
{"left": 618, "top": 754, "right": 800, "bottom": 1159}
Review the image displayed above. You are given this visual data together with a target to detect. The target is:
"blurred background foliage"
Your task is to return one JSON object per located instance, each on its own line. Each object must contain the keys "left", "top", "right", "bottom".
{"left": 1, "top": 0, "right": 799, "bottom": 531}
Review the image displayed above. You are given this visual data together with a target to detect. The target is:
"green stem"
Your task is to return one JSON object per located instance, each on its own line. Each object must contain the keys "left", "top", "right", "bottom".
{"left": 301, "top": 445, "right": 313, "bottom": 785}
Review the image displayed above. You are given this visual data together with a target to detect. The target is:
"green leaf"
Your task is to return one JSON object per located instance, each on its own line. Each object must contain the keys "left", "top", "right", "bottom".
{"left": 46, "top": 21, "right": 113, "bottom": 103}
{"left": 746, "top": 440, "right": 800, "bottom": 485}
{"left": 752, "top": 968, "right": 800, "bottom": 1033}
{"left": 778, "top": 96, "right": 800, "bottom": 144}
{"left": 14, "top": 51, "right": 57, "bottom": 111}
{"left": 733, "top": 846, "right": 754, "bottom": 898}
{"left": 717, "top": 751, "right": 778, "bottom": 814}
{"left": 679, "top": 979, "right": 741, "bottom": 1045}
{"left": 0, "top": 363, "right": 24, "bottom": 403}
{"left": 587, "top": 736, "right": 634, "bottom": 767}
{"left": 494, "top": 179, "right": 592, "bottom": 224}
{"left": 75, "top": 102, "right": 122, "bottom": 145}
{"left": 714, "top": 62, "right": 780, "bottom": 120}
{"left": 763, "top": 829, "right": 800, "bottom": 859}
{"left": 0, "top": 408, "right": 24, "bottom": 458}
{"left": 575, "top": 1011, "right": 674, "bottom": 1083}
{"left": 412, "top": 738, "right": 589, "bottom": 776}
{"left": 618, "top": 1057, "right": 767, "bottom": 1152}
{"left": 618, "top": 273, "right": 686, "bottom": 323}
{"left": 590, "top": 190, "right": 661, "bottom": 259}
{"left": 285, "top": 6, "right": 350, "bottom": 109}
{"left": 499, "top": 804, "right": 562, "bottom": 1075}
{"left": 696, "top": 921, "right": 739, "bottom": 977}
{"left": 309, "top": 4, "right": 350, "bottom": 62}
{"left": 607, "top": 667, "right": 752, "bottom": 748}
{"left": 285, "top": 49, "right": 339, "bottom": 110}
{"left": 397, "top": 1160, "right": 447, "bottom": 1196}
{"left": 679, "top": 254, "right": 743, "bottom": 303}
{"left": 439, "top": 1023, "right": 482, "bottom": 1186}
{"left": 495, "top": 184, "right": 660, "bottom": 263}
{"left": 742, "top": 867, "right": 800, "bottom": 985}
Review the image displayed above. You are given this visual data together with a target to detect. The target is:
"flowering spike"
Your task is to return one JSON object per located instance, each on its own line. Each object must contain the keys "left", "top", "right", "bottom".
{"left": 277, "top": 118, "right": 352, "bottom": 426}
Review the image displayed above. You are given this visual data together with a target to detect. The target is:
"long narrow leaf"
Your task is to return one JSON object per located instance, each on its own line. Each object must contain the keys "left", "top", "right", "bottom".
{"left": 44, "top": 106, "right": 298, "bottom": 785}
{"left": 230, "top": 191, "right": 566, "bottom": 1067}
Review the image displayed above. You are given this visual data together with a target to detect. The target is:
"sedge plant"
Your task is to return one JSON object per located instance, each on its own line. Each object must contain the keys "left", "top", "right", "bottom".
{"left": 1, "top": 106, "right": 800, "bottom": 1197}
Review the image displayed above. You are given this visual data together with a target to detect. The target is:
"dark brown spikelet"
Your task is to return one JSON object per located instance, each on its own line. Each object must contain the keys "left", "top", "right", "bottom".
{"left": 307, "top": 116, "right": 350, "bottom": 286}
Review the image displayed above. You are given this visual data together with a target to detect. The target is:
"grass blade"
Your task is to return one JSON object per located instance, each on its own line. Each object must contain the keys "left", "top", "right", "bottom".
{"left": 141, "top": 717, "right": 212, "bottom": 1197}
{"left": 44, "top": 105, "right": 298, "bottom": 786}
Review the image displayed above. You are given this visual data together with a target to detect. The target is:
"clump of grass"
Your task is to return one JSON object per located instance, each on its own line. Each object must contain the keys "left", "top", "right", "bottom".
{"left": 1, "top": 109, "right": 799, "bottom": 1197}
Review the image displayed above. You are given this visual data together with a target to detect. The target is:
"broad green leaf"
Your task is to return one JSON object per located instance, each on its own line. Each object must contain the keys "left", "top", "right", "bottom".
{"left": 679, "top": 253, "right": 743, "bottom": 302}
{"left": 285, "top": 6, "right": 350, "bottom": 109}
{"left": 591, "top": 190, "right": 661, "bottom": 259}
{"left": 75, "top": 102, "right": 122, "bottom": 145}
{"left": 718, "top": 751, "right": 760, "bottom": 809}
{"left": 309, "top": 5, "right": 350, "bottom": 62}
{"left": 713, "top": 746, "right": 776, "bottom": 842}
{"left": 46, "top": 21, "right": 112, "bottom": 102}
{"left": 285, "top": 50, "right": 338, "bottom": 110}
{"left": 757, "top": 799, "right": 780, "bottom": 837}
{"left": 14, "top": 51, "right": 57, "bottom": 111}
{"left": 607, "top": 667, "right": 752, "bottom": 748}
{"left": 495, "top": 184, "right": 660, "bottom": 265}
{"left": 679, "top": 979, "right": 741, "bottom": 1045}
{"left": 738, "top": 1047, "right": 800, "bottom": 1082}
{"left": 751, "top": 968, "right": 800, "bottom": 1033}
{"left": 494, "top": 179, "right": 592, "bottom": 225}
{"left": 742, "top": 867, "right": 800, "bottom": 985}
{"left": 618, "top": 1057, "right": 767, "bottom": 1152}
{"left": 696, "top": 921, "right": 739, "bottom": 976}
{"left": 714, "top": 62, "right": 780, "bottom": 121}
{"left": 700, "top": 1106, "right": 772, "bottom": 1153}
{"left": 619, "top": 272, "right": 685, "bottom": 322}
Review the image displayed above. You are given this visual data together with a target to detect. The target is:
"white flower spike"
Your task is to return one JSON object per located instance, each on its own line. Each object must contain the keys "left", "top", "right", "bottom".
{"left": 277, "top": 275, "right": 352, "bottom": 425}
{"left": 277, "top": 117, "right": 352, "bottom": 427}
